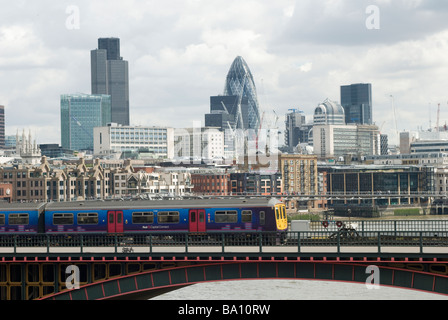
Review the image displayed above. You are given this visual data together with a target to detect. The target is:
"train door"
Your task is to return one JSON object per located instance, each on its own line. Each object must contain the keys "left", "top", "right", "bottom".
{"left": 107, "top": 211, "right": 124, "bottom": 233}
{"left": 189, "top": 209, "right": 206, "bottom": 233}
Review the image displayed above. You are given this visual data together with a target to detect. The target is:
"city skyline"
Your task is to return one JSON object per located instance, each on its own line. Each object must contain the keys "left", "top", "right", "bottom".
{"left": 1, "top": 1, "right": 448, "bottom": 146}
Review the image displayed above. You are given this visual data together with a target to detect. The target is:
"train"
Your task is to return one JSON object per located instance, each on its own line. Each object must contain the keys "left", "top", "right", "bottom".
{"left": 0, "top": 198, "right": 288, "bottom": 235}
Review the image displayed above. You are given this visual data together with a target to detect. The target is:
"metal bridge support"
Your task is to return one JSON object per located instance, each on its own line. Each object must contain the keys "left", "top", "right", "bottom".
{"left": 0, "top": 258, "right": 193, "bottom": 300}
{"left": 32, "top": 258, "right": 448, "bottom": 301}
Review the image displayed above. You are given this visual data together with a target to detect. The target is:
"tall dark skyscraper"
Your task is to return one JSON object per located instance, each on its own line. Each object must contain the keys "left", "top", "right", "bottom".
{"left": 91, "top": 38, "right": 130, "bottom": 126}
{"left": 341, "top": 83, "right": 373, "bottom": 125}
{"left": 98, "top": 38, "right": 121, "bottom": 60}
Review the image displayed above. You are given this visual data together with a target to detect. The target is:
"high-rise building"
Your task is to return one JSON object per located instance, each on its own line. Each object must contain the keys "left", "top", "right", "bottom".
{"left": 0, "top": 105, "right": 4, "bottom": 149}
{"left": 285, "top": 109, "right": 311, "bottom": 150}
{"left": 98, "top": 38, "right": 121, "bottom": 61}
{"left": 205, "top": 95, "right": 248, "bottom": 131}
{"left": 313, "top": 99, "right": 346, "bottom": 125}
{"left": 91, "top": 37, "right": 130, "bottom": 126}
{"left": 60, "top": 94, "right": 111, "bottom": 151}
{"left": 205, "top": 95, "right": 249, "bottom": 159}
{"left": 340, "top": 83, "right": 373, "bottom": 125}
{"left": 223, "top": 56, "right": 261, "bottom": 131}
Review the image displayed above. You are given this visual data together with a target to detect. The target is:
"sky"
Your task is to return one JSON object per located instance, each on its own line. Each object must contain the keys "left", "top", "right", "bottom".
{"left": 1, "top": 0, "right": 448, "bottom": 146}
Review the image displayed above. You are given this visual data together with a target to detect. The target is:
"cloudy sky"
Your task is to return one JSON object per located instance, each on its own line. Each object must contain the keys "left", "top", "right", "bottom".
{"left": 1, "top": 0, "right": 448, "bottom": 146}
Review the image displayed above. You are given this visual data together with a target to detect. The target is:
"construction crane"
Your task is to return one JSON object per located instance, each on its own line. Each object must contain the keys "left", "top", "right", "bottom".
{"left": 379, "top": 121, "right": 386, "bottom": 134}
{"left": 273, "top": 110, "right": 279, "bottom": 128}
{"left": 437, "top": 103, "right": 441, "bottom": 132}
{"left": 390, "top": 95, "right": 398, "bottom": 143}
{"left": 255, "top": 111, "right": 265, "bottom": 152}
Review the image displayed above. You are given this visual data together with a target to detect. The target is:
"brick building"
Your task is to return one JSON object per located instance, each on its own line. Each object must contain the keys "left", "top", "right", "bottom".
{"left": 0, "top": 183, "right": 12, "bottom": 203}
{"left": 191, "top": 173, "right": 230, "bottom": 195}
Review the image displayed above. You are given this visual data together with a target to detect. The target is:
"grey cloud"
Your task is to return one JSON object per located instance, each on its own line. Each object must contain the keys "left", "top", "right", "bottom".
{"left": 276, "top": 0, "right": 448, "bottom": 48}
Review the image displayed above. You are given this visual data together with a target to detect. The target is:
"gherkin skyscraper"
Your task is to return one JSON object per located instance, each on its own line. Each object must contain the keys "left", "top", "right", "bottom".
{"left": 223, "top": 56, "right": 261, "bottom": 131}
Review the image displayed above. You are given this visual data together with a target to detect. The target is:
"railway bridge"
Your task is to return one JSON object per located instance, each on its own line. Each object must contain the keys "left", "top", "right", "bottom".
{"left": 1, "top": 219, "right": 448, "bottom": 300}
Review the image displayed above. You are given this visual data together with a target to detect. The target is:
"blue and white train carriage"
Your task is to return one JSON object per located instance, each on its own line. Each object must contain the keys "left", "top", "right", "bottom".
{"left": 0, "top": 198, "right": 288, "bottom": 235}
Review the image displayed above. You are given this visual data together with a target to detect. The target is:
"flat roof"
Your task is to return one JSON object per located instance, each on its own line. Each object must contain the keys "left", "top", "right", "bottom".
{"left": 0, "top": 202, "right": 46, "bottom": 211}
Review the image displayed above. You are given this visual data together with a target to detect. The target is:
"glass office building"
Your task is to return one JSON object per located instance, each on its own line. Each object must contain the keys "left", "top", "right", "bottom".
{"left": 323, "top": 165, "right": 434, "bottom": 206}
{"left": 341, "top": 83, "right": 373, "bottom": 125}
{"left": 223, "top": 56, "right": 261, "bottom": 131}
{"left": 98, "top": 38, "right": 121, "bottom": 61}
{"left": 61, "top": 94, "right": 111, "bottom": 151}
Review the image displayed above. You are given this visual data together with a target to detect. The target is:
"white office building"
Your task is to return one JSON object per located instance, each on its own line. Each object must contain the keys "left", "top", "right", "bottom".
{"left": 174, "top": 127, "right": 225, "bottom": 162}
{"left": 94, "top": 124, "right": 174, "bottom": 159}
{"left": 313, "top": 124, "right": 380, "bottom": 160}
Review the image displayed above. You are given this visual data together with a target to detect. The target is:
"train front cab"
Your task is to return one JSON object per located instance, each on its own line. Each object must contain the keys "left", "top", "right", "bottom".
{"left": 274, "top": 203, "right": 288, "bottom": 232}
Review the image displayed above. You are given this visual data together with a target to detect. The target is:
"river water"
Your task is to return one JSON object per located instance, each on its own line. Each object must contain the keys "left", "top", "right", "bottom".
{"left": 151, "top": 280, "right": 448, "bottom": 300}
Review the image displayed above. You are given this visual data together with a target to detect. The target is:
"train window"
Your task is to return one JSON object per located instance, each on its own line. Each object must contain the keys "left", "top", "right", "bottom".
{"left": 132, "top": 212, "right": 154, "bottom": 224}
{"left": 275, "top": 207, "right": 280, "bottom": 220}
{"left": 215, "top": 211, "right": 237, "bottom": 223}
{"left": 241, "top": 210, "right": 252, "bottom": 223}
{"left": 260, "top": 211, "right": 265, "bottom": 225}
{"left": 9, "top": 214, "right": 29, "bottom": 225}
{"left": 158, "top": 211, "right": 179, "bottom": 224}
{"left": 0, "top": 214, "right": 4, "bottom": 225}
{"left": 53, "top": 213, "right": 74, "bottom": 225}
{"left": 78, "top": 213, "right": 99, "bottom": 225}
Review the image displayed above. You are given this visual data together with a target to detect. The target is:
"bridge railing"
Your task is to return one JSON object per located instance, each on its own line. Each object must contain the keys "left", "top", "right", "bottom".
{"left": 310, "top": 220, "right": 448, "bottom": 232}
{"left": 1, "top": 231, "right": 448, "bottom": 254}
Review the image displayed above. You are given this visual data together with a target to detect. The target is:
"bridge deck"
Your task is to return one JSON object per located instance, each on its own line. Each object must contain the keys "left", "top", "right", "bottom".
{"left": 0, "top": 245, "right": 446, "bottom": 255}
{"left": 0, "top": 230, "right": 447, "bottom": 259}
